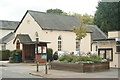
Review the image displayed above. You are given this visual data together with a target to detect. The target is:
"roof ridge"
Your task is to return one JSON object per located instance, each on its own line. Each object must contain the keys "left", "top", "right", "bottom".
{"left": 17, "top": 34, "right": 29, "bottom": 36}
{"left": 1, "top": 32, "right": 14, "bottom": 38}
{"left": 84, "top": 24, "right": 97, "bottom": 27}
{"left": 27, "top": 10, "right": 75, "bottom": 17}
{"left": 0, "top": 20, "right": 19, "bottom": 22}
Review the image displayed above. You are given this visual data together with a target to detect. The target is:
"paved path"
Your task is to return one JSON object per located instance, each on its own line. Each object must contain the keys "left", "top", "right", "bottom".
{"left": 0, "top": 61, "right": 42, "bottom": 78}
{"left": 30, "top": 68, "right": 119, "bottom": 78}
{"left": 0, "top": 61, "right": 119, "bottom": 79}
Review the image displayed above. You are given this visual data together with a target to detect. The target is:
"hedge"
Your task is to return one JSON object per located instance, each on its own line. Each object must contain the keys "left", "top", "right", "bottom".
{"left": 0, "top": 50, "right": 11, "bottom": 61}
{"left": 47, "top": 48, "right": 53, "bottom": 62}
{"left": 9, "top": 50, "right": 22, "bottom": 63}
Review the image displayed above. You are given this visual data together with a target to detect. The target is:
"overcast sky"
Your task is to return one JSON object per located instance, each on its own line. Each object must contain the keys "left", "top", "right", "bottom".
{"left": 0, "top": 0, "right": 100, "bottom": 21}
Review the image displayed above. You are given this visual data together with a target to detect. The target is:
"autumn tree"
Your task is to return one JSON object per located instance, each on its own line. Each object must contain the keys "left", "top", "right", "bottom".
{"left": 72, "top": 17, "right": 88, "bottom": 51}
{"left": 72, "top": 13, "right": 94, "bottom": 25}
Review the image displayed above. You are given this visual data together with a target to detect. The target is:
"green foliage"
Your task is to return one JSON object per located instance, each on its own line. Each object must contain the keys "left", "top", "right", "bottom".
{"left": 46, "top": 9, "right": 64, "bottom": 14}
{"left": 94, "top": 2, "right": 120, "bottom": 33}
{"left": 58, "top": 54, "right": 103, "bottom": 63}
{"left": 46, "top": 9, "right": 94, "bottom": 25}
{"left": 9, "top": 50, "right": 22, "bottom": 63}
{"left": 72, "top": 24, "right": 88, "bottom": 40}
{"left": 72, "top": 15, "right": 89, "bottom": 40}
{"left": 73, "top": 13, "right": 94, "bottom": 25}
{"left": 58, "top": 55, "right": 74, "bottom": 62}
{"left": 89, "top": 54, "right": 100, "bottom": 59}
{"left": 47, "top": 48, "right": 53, "bottom": 61}
{"left": 89, "top": 55, "right": 102, "bottom": 63}
{"left": 0, "top": 50, "right": 11, "bottom": 61}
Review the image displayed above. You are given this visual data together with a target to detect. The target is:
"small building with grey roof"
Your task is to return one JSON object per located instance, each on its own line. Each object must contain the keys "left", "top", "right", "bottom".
{"left": 0, "top": 20, "right": 19, "bottom": 50}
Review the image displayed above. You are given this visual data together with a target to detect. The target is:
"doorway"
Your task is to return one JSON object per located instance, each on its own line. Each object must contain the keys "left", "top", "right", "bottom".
{"left": 98, "top": 48, "right": 113, "bottom": 61}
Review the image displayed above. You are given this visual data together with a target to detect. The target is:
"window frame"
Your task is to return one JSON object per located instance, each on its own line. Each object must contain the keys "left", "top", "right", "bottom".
{"left": 116, "top": 41, "right": 120, "bottom": 53}
{"left": 98, "top": 48, "right": 113, "bottom": 61}
{"left": 58, "top": 36, "right": 62, "bottom": 51}
{"left": 16, "top": 40, "right": 20, "bottom": 50}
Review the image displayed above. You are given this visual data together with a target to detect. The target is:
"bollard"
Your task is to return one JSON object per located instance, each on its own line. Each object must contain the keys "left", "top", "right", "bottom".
{"left": 36, "top": 62, "right": 39, "bottom": 72}
{"left": 45, "top": 63, "right": 48, "bottom": 74}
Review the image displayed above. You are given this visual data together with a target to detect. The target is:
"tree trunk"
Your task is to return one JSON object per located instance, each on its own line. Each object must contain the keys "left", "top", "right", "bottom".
{"left": 76, "top": 40, "right": 81, "bottom": 51}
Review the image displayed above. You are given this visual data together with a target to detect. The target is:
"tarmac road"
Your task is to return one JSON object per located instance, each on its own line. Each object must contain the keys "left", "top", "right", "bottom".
{"left": 0, "top": 61, "right": 42, "bottom": 78}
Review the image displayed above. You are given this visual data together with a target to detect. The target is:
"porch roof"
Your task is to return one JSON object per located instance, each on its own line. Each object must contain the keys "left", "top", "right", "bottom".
{"left": 21, "top": 41, "right": 51, "bottom": 44}
{"left": 13, "top": 34, "right": 50, "bottom": 44}
{"left": 13, "top": 34, "right": 32, "bottom": 44}
{"left": 93, "top": 38, "right": 115, "bottom": 42}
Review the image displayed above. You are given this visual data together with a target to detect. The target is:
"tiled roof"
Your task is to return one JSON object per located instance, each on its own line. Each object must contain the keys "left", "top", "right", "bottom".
{"left": 0, "top": 32, "right": 15, "bottom": 44}
{"left": 0, "top": 20, "right": 19, "bottom": 30}
{"left": 28, "top": 10, "right": 81, "bottom": 31}
{"left": 15, "top": 34, "right": 32, "bottom": 43}
{"left": 85, "top": 24, "right": 107, "bottom": 40}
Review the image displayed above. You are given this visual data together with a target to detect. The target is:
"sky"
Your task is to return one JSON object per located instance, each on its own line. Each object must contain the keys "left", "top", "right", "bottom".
{"left": 0, "top": 0, "right": 100, "bottom": 21}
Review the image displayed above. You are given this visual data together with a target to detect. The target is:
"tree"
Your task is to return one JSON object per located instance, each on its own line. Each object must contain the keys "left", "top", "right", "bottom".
{"left": 82, "top": 14, "right": 94, "bottom": 25}
{"left": 46, "top": 9, "right": 64, "bottom": 14}
{"left": 72, "top": 17, "right": 88, "bottom": 51}
{"left": 72, "top": 13, "right": 94, "bottom": 25}
{"left": 46, "top": 9, "right": 94, "bottom": 25}
{"left": 94, "top": 2, "right": 119, "bottom": 33}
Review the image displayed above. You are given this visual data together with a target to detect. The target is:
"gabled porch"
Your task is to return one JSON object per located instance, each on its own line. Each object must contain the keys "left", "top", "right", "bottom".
{"left": 13, "top": 34, "right": 49, "bottom": 62}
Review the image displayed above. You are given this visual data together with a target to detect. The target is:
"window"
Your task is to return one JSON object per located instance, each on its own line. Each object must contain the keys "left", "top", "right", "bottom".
{"left": 2, "top": 44, "right": 6, "bottom": 50}
{"left": 116, "top": 41, "right": 120, "bottom": 52}
{"left": 16, "top": 40, "right": 20, "bottom": 49}
{"left": 76, "top": 40, "right": 80, "bottom": 51}
{"left": 98, "top": 48, "right": 113, "bottom": 61}
{"left": 96, "top": 45, "right": 98, "bottom": 51}
{"left": 58, "top": 36, "right": 62, "bottom": 51}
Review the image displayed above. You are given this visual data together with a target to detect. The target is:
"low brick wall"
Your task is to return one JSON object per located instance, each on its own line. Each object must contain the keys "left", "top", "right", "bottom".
{"left": 50, "top": 61, "right": 109, "bottom": 72}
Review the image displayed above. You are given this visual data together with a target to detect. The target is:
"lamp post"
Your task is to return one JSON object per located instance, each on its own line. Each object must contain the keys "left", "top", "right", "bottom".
{"left": 35, "top": 32, "right": 39, "bottom": 72}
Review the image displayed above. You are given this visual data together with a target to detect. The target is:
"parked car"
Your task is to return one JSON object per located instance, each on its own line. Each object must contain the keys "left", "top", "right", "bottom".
{"left": 86, "top": 51, "right": 97, "bottom": 55}
{"left": 53, "top": 51, "right": 70, "bottom": 60}
{"left": 70, "top": 51, "right": 85, "bottom": 56}
{"left": 90, "top": 51, "right": 97, "bottom": 55}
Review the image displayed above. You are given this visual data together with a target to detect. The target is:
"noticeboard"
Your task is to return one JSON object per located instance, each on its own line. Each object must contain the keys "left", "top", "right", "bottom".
{"left": 42, "top": 46, "right": 46, "bottom": 53}
{"left": 41, "top": 54, "right": 47, "bottom": 59}
{"left": 38, "top": 46, "right": 42, "bottom": 53}
{"left": 35, "top": 45, "right": 47, "bottom": 63}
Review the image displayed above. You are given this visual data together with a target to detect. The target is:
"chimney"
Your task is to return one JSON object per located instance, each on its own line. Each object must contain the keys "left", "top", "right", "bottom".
{"left": 108, "top": 31, "right": 120, "bottom": 38}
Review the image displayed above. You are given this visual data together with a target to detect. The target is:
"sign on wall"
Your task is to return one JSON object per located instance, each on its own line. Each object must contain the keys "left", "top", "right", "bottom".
{"left": 41, "top": 54, "right": 47, "bottom": 59}
{"left": 42, "top": 46, "right": 46, "bottom": 53}
{"left": 38, "top": 46, "right": 42, "bottom": 53}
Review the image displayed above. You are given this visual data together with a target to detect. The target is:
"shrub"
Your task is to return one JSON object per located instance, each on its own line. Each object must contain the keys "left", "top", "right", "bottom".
{"left": 90, "top": 54, "right": 100, "bottom": 59}
{"left": 78, "top": 56, "right": 91, "bottom": 62}
{"left": 9, "top": 50, "right": 22, "bottom": 63}
{"left": 0, "top": 50, "right": 11, "bottom": 61}
{"left": 47, "top": 48, "right": 53, "bottom": 62}
{"left": 53, "top": 51, "right": 58, "bottom": 60}
{"left": 58, "top": 54, "right": 103, "bottom": 63}
{"left": 59, "top": 55, "right": 74, "bottom": 62}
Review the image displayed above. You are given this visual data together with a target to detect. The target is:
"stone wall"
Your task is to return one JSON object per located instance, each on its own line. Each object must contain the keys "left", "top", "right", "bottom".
{"left": 50, "top": 62, "right": 109, "bottom": 72}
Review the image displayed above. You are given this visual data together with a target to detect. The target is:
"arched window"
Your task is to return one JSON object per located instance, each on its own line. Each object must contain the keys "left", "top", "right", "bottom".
{"left": 58, "top": 36, "right": 62, "bottom": 51}
{"left": 16, "top": 40, "right": 20, "bottom": 49}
